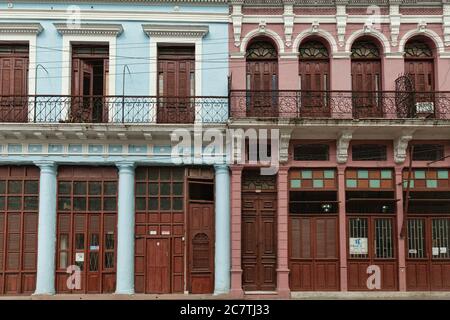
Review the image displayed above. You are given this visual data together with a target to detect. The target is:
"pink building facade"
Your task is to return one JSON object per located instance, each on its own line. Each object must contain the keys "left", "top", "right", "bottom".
{"left": 228, "top": 0, "right": 450, "bottom": 297}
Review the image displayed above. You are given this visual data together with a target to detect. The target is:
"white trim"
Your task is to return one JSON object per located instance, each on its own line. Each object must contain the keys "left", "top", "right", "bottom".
{"left": 345, "top": 28, "right": 392, "bottom": 54}
{"left": 3, "top": 9, "right": 228, "bottom": 23}
{"left": 398, "top": 28, "right": 445, "bottom": 54}
{"left": 60, "top": 34, "right": 117, "bottom": 121}
{"left": 292, "top": 28, "right": 339, "bottom": 55}
{"left": 240, "top": 27, "right": 285, "bottom": 54}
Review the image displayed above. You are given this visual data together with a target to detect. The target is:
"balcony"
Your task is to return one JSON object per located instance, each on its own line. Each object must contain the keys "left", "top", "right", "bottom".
{"left": 0, "top": 96, "right": 229, "bottom": 124}
{"left": 229, "top": 90, "right": 450, "bottom": 120}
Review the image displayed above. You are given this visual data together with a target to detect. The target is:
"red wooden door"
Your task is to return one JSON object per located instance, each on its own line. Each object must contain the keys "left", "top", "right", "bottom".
{"left": 246, "top": 60, "right": 278, "bottom": 117}
{"left": 289, "top": 216, "right": 339, "bottom": 291}
{"left": 351, "top": 60, "right": 382, "bottom": 118}
{"left": 157, "top": 47, "right": 195, "bottom": 123}
{"left": 55, "top": 167, "right": 117, "bottom": 294}
{"left": 188, "top": 203, "right": 214, "bottom": 294}
{"left": 0, "top": 44, "right": 29, "bottom": 122}
{"left": 242, "top": 193, "right": 277, "bottom": 291}
{"left": 0, "top": 166, "right": 39, "bottom": 295}
{"left": 299, "top": 60, "right": 330, "bottom": 117}
{"left": 406, "top": 217, "right": 450, "bottom": 291}
{"left": 146, "top": 238, "right": 170, "bottom": 293}
{"left": 347, "top": 216, "right": 398, "bottom": 291}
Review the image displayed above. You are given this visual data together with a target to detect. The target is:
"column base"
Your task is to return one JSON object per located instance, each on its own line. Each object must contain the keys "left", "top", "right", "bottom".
{"left": 115, "top": 289, "right": 135, "bottom": 295}
{"left": 230, "top": 268, "right": 244, "bottom": 298}
{"left": 276, "top": 268, "right": 290, "bottom": 299}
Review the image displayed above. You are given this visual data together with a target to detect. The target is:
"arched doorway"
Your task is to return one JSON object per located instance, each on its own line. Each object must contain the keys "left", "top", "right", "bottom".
{"left": 404, "top": 38, "right": 435, "bottom": 117}
{"left": 298, "top": 40, "right": 330, "bottom": 117}
{"left": 245, "top": 38, "right": 278, "bottom": 117}
{"left": 351, "top": 39, "right": 382, "bottom": 118}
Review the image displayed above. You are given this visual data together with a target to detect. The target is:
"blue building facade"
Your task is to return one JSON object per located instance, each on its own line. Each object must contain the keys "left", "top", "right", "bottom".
{"left": 0, "top": 1, "right": 230, "bottom": 295}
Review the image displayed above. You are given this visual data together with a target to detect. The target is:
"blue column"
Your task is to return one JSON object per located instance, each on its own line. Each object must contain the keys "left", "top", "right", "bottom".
{"left": 34, "top": 161, "right": 57, "bottom": 295}
{"left": 214, "top": 164, "right": 231, "bottom": 295}
{"left": 115, "top": 162, "right": 136, "bottom": 294}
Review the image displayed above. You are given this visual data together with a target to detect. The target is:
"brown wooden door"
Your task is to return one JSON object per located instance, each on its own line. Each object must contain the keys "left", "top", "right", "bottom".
{"left": 347, "top": 216, "right": 398, "bottom": 291}
{"left": 157, "top": 47, "right": 195, "bottom": 123}
{"left": 406, "top": 217, "right": 450, "bottom": 291}
{"left": 299, "top": 60, "right": 330, "bottom": 117}
{"left": 188, "top": 203, "right": 214, "bottom": 294}
{"left": 351, "top": 60, "right": 382, "bottom": 118}
{"left": 242, "top": 193, "right": 277, "bottom": 291}
{"left": 289, "top": 216, "right": 339, "bottom": 291}
{"left": 0, "top": 166, "right": 39, "bottom": 295}
{"left": 55, "top": 167, "right": 118, "bottom": 294}
{"left": 246, "top": 60, "right": 278, "bottom": 117}
{"left": 134, "top": 167, "right": 186, "bottom": 294}
{"left": 71, "top": 58, "right": 95, "bottom": 122}
{"left": 0, "top": 48, "right": 29, "bottom": 122}
{"left": 405, "top": 60, "right": 435, "bottom": 116}
{"left": 146, "top": 238, "right": 171, "bottom": 293}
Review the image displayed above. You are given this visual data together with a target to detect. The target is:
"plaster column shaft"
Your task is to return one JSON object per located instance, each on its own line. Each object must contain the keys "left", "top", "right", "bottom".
{"left": 34, "top": 161, "right": 58, "bottom": 295}
{"left": 214, "top": 164, "right": 231, "bottom": 295}
{"left": 395, "top": 167, "right": 407, "bottom": 291}
{"left": 230, "top": 166, "right": 244, "bottom": 297}
{"left": 337, "top": 166, "right": 348, "bottom": 291}
{"left": 277, "top": 167, "right": 290, "bottom": 298}
{"left": 115, "top": 162, "right": 136, "bottom": 294}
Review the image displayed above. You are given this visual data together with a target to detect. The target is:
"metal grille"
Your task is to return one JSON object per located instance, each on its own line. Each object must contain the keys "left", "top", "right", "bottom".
{"left": 432, "top": 218, "right": 450, "bottom": 259}
{"left": 299, "top": 41, "right": 329, "bottom": 59}
{"left": 405, "top": 41, "right": 433, "bottom": 58}
{"left": 349, "top": 218, "right": 368, "bottom": 258}
{"left": 407, "top": 219, "right": 426, "bottom": 259}
{"left": 246, "top": 40, "right": 278, "bottom": 59}
{"left": 374, "top": 218, "right": 394, "bottom": 259}
{"left": 351, "top": 41, "right": 380, "bottom": 59}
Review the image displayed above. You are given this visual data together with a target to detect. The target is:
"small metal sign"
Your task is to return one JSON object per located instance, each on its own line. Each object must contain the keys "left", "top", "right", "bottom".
{"left": 75, "top": 252, "right": 85, "bottom": 262}
{"left": 349, "top": 237, "right": 368, "bottom": 255}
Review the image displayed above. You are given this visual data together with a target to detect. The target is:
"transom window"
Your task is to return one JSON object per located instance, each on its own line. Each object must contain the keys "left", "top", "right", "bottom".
{"left": 405, "top": 41, "right": 433, "bottom": 58}
{"left": 299, "top": 41, "right": 329, "bottom": 59}
{"left": 246, "top": 40, "right": 277, "bottom": 60}
{"left": 351, "top": 41, "right": 380, "bottom": 59}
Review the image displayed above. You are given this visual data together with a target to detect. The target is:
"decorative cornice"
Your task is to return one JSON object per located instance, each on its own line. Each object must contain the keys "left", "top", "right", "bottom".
{"left": 142, "top": 24, "right": 209, "bottom": 38}
{"left": 336, "top": 130, "right": 353, "bottom": 164}
{"left": 0, "top": 23, "right": 43, "bottom": 35}
{"left": 54, "top": 23, "right": 123, "bottom": 36}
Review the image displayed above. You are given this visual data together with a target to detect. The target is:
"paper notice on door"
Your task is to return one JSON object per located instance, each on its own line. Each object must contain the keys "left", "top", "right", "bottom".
{"left": 432, "top": 247, "right": 440, "bottom": 256}
{"left": 408, "top": 249, "right": 418, "bottom": 254}
{"left": 440, "top": 247, "right": 448, "bottom": 254}
{"left": 75, "top": 252, "right": 85, "bottom": 262}
{"left": 349, "top": 238, "right": 368, "bottom": 255}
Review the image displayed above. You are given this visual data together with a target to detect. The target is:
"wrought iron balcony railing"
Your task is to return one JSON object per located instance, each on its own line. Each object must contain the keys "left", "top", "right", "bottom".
{"left": 230, "top": 90, "right": 450, "bottom": 120}
{"left": 0, "top": 95, "right": 229, "bottom": 124}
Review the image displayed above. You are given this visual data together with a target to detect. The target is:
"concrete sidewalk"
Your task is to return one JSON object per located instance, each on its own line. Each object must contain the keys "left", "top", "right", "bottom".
{"left": 0, "top": 292, "right": 449, "bottom": 300}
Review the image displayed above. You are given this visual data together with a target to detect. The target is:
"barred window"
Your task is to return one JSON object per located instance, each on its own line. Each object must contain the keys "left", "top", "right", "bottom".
{"left": 294, "top": 144, "right": 329, "bottom": 161}
{"left": 412, "top": 144, "right": 444, "bottom": 161}
{"left": 352, "top": 144, "right": 387, "bottom": 161}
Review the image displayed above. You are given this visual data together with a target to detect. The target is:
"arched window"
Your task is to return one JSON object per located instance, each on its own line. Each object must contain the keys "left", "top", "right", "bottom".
{"left": 351, "top": 40, "right": 382, "bottom": 118}
{"left": 245, "top": 38, "right": 279, "bottom": 116}
{"left": 404, "top": 40, "right": 434, "bottom": 89}
{"left": 298, "top": 40, "right": 330, "bottom": 117}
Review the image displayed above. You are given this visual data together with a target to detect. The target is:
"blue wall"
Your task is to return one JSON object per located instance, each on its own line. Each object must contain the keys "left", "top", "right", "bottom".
{"left": 0, "top": 1, "right": 229, "bottom": 121}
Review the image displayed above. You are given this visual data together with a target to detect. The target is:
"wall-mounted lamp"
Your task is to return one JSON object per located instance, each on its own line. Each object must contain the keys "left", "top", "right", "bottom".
{"left": 321, "top": 203, "right": 332, "bottom": 213}
{"left": 381, "top": 205, "right": 389, "bottom": 213}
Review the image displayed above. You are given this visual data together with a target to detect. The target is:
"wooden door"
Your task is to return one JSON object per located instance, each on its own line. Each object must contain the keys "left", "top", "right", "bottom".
{"left": 289, "top": 216, "right": 339, "bottom": 291}
{"left": 242, "top": 193, "right": 277, "bottom": 291}
{"left": 351, "top": 60, "right": 382, "bottom": 118}
{"left": 405, "top": 60, "right": 435, "bottom": 116}
{"left": 347, "top": 216, "right": 398, "bottom": 291}
{"left": 134, "top": 167, "right": 186, "bottom": 294}
{"left": 55, "top": 167, "right": 118, "bottom": 294}
{"left": 299, "top": 60, "right": 330, "bottom": 117}
{"left": 188, "top": 203, "right": 214, "bottom": 294}
{"left": 0, "top": 44, "right": 29, "bottom": 122}
{"left": 0, "top": 166, "right": 39, "bottom": 295}
{"left": 246, "top": 60, "right": 278, "bottom": 117}
{"left": 71, "top": 59, "right": 94, "bottom": 122}
{"left": 146, "top": 238, "right": 171, "bottom": 293}
{"left": 157, "top": 47, "right": 195, "bottom": 123}
{"left": 406, "top": 217, "right": 450, "bottom": 291}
